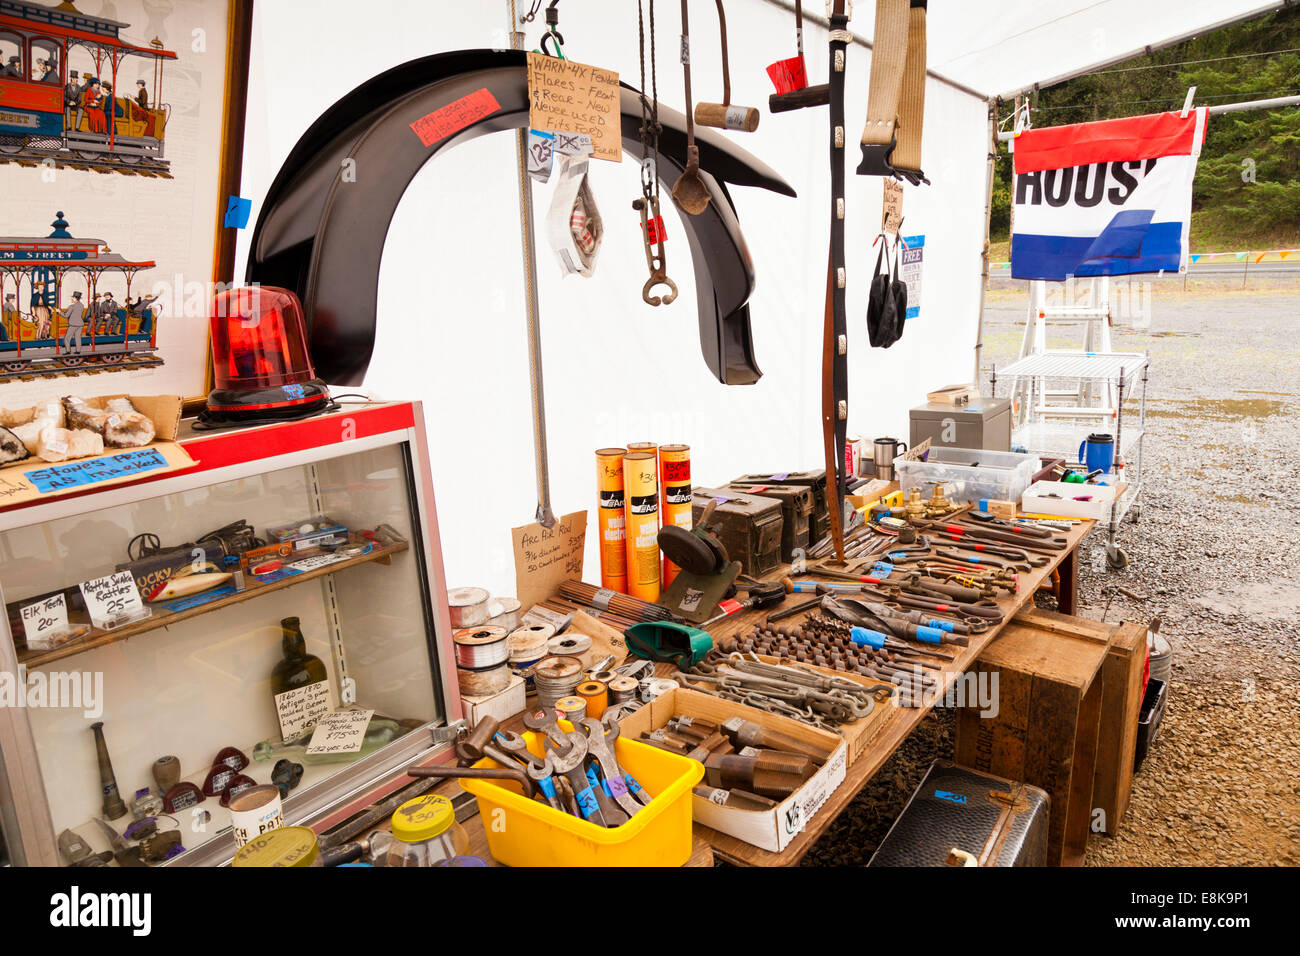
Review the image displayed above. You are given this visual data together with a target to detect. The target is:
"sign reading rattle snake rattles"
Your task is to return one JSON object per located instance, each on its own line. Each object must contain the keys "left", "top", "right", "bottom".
{"left": 78, "top": 571, "right": 144, "bottom": 629}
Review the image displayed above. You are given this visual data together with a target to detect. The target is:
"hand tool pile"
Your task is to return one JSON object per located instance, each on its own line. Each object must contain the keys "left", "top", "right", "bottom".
{"left": 729, "top": 615, "right": 945, "bottom": 708}
{"left": 636, "top": 714, "right": 832, "bottom": 809}
{"left": 407, "top": 713, "right": 652, "bottom": 829}
{"left": 670, "top": 646, "right": 892, "bottom": 729}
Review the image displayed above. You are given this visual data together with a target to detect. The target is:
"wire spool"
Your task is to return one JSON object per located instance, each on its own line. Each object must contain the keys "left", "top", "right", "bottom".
{"left": 588, "top": 669, "right": 616, "bottom": 684}
{"left": 532, "top": 655, "right": 584, "bottom": 711}
{"left": 447, "top": 587, "right": 491, "bottom": 628}
{"left": 457, "top": 662, "right": 510, "bottom": 698}
{"left": 487, "top": 597, "right": 522, "bottom": 632}
{"left": 556, "top": 696, "right": 587, "bottom": 725}
{"left": 608, "top": 675, "right": 639, "bottom": 704}
{"left": 452, "top": 625, "right": 509, "bottom": 669}
{"left": 577, "top": 680, "right": 608, "bottom": 718}
{"left": 548, "top": 633, "right": 592, "bottom": 657}
{"left": 508, "top": 625, "right": 552, "bottom": 660}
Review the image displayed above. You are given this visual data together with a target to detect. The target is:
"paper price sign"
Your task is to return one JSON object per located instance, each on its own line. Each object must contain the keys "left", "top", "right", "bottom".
{"left": 306, "top": 708, "right": 374, "bottom": 756}
{"left": 20, "top": 593, "right": 68, "bottom": 641}
{"left": 79, "top": 571, "right": 143, "bottom": 629}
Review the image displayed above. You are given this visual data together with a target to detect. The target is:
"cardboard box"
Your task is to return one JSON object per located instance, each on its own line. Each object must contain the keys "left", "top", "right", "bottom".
{"left": 463, "top": 674, "right": 527, "bottom": 726}
{"left": 618, "top": 688, "right": 847, "bottom": 852}
{"left": 753, "top": 655, "right": 897, "bottom": 765}
{"left": 0, "top": 395, "right": 190, "bottom": 507}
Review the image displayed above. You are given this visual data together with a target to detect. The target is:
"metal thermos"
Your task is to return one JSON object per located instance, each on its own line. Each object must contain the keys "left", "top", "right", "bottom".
{"left": 873, "top": 437, "right": 908, "bottom": 482}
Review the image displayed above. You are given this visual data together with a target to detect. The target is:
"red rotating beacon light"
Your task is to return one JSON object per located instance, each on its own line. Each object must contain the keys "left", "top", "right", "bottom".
{"left": 200, "top": 286, "right": 331, "bottom": 427}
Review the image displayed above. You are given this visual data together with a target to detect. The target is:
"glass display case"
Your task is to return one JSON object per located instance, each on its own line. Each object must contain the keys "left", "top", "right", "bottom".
{"left": 0, "top": 402, "right": 460, "bottom": 866}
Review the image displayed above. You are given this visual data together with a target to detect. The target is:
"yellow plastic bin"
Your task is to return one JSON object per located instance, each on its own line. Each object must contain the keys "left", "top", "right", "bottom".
{"left": 459, "top": 721, "right": 703, "bottom": 866}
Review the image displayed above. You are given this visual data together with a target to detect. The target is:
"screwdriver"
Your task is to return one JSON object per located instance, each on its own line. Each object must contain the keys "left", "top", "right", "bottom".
{"left": 704, "top": 581, "right": 786, "bottom": 626}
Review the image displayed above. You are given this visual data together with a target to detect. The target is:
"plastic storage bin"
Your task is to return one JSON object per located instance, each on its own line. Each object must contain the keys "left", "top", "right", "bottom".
{"left": 458, "top": 721, "right": 704, "bottom": 867}
{"left": 895, "top": 447, "right": 1039, "bottom": 505}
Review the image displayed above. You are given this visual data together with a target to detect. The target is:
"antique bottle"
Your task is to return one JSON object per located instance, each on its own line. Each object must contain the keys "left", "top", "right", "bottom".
{"left": 269, "top": 617, "right": 329, "bottom": 736}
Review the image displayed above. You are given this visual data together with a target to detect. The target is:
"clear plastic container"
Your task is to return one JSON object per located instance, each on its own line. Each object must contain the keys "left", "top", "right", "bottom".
{"left": 894, "top": 447, "right": 1039, "bottom": 505}
{"left": 384, "top": 794, "right": 469, "bottom": 867}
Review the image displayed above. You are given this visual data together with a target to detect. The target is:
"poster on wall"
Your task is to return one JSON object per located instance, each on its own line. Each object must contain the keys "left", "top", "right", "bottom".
{"left": 0, "top": 0, "right": 251, "bottom": 408}
{"left": 1010, "top": 108, "right": 1208, "bottom": 280}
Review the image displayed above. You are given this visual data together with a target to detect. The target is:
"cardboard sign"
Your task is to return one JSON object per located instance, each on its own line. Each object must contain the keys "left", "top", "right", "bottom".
{"left": 527, "top": 53, "right": 621, "bottom": 162}
{"left": 306, "top": 708, "right": 375, "bottom": 756}
{"left": 24, "top": 447, "right": 170, "bottom": 494}
{"left": 79, "top": 571, "right": 144, "bottom": 629}
{"left": 20, "top": 593, "right": 68, "bottom": 642}
{"left": 274, "top": 681, "right": 331, "bottom": 740}
{"left": 882, "top": 178, "right": 904, "bottom": 232}
{"left": 512, "top": 510, "right": 587, "bottom": 611}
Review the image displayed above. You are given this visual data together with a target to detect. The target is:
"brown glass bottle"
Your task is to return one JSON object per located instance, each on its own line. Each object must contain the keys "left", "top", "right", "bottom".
{"left": 270, "top": 617, "right": 329, "bottom": 727}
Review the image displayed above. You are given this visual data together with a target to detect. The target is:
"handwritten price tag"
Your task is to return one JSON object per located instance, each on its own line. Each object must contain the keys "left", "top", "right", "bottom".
{"left": 25, "top": 448, "right": 169, "bottom": 494}
{"left": 274, "top": 681, "right": 331, "bottom": 740}
{"left": 306, "top": 708, "right": 374, "bottom": 756}
{"left": 20, "top": 593, "right": 68, "bottom": 643}
{"left": 511, "top": 511, "right": 588, "bottom": 610}
{"left": 79, "top": 571, "right": 143, "bottom": 629}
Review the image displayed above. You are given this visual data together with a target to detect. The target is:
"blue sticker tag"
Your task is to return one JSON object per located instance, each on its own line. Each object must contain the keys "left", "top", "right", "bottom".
{"left": 888, "top": 551, "right": 906, "bottom": 561}
{"left": 872, "top": 562, "right": 893, "bottom": 578}
{"left": 538, "top": 776, "right": 556, "bottom": 799}
{"left": 625, "top": 774, "right": 643, "bottom": 794}
{"left": 25, "top": 447, "right": 169, "bottom": 493}
{"left": 225, "top": 195, "right": 252, "bottom": 229}
{"left": 926, "top": 618, "right": 955, "bottom": 633}
{"left": 574, "top": 785, "right": 600, "bottom": 818}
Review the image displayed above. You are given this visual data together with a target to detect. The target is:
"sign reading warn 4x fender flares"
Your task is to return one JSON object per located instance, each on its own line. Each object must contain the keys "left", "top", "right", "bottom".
{"left": 1010, "top": 108, "right": 1208, "bottom": 280}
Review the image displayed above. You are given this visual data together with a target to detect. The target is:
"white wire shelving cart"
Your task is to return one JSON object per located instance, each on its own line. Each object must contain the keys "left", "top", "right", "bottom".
{"left": 989, "top": 350, "right": 1150, "bottom": 570}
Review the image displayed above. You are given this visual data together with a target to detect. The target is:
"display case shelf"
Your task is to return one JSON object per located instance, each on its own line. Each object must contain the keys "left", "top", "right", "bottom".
{"left": 13, "top": 540, "right": 409, "bottom": 669}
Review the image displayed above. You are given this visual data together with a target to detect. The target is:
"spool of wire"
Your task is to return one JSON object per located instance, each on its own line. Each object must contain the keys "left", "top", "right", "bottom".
{"left": 608, "top": 675, "right": 639, "bottom": 704}
{"left": 453, "top": 626, "right": 509, "bottom": 669}
{"left": 548, "top": 633, "right": 592, "bottom": 657}
{"left": 556, "top": 696, "right": 587, "bottom": 725}
{"left": 644, "top": 677, "right": 679, "bottom": 701}
{"left": 447, "top": 587, "right": 491, "bottom": 628}
{"left": 487, "top": 597, "right": 522, "bottom": 632}
{"left": 577, "top": 680, "right": 608, "bottom": 718}
{"left": 532, "top": 656, "right": 584, "bottom": 711}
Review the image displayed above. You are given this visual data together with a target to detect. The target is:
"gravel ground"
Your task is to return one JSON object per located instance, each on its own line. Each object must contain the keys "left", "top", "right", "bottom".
{"left": 802, "top": 274, "right": 1300, "bottom": 867}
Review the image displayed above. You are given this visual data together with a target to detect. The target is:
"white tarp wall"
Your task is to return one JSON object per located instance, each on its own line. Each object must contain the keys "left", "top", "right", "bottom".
{"left": 236, "top": 0, "right": 989, "bottom": 595}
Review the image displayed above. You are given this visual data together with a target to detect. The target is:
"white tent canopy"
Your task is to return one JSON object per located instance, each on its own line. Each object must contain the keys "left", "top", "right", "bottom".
{"left": 236, "top": 0, "right": 1278, "bottom": 596}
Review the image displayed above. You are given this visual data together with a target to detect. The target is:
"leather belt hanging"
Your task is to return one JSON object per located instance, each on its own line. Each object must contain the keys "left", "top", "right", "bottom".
{"left": 821, "top": 0, "right": 852, "bottom": 565}
{"left": 857, "top": 0, "right": 928, "bottom": 185}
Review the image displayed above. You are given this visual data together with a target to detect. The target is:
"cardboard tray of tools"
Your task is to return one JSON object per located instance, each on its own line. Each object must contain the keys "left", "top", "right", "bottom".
{"left": 619, "top": 687, "right": 847, "bottom": 852}
{"left": 691, "top": 487, "right": 784, "bottom": 577}
{"left": 721, "top": 480, "right": 813, "bottom": 562}
{"left": 733, "top": 469, "right": 829, "bottom": 542}
{"left": 0, "top": 394, "right": 190, "bottom": 508}
{"left": 750, "top": 654, "right": 900, "bottom": 764}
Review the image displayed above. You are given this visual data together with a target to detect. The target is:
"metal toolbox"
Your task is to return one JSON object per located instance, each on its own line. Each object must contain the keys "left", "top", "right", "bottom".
{"left": 722, "top": 480, "right": 812, "bottom": 561}
{"left": 909, "top": 397, "right": 1012, "bottom": 452}
{"left": 732, "top": 469, "right": 829, "bottom": 544}
{"left": 692, "top": 487, "right": 784, "bottom": 577}
{"left": 868, "top": 760, "right": 1049, "bottom": 867}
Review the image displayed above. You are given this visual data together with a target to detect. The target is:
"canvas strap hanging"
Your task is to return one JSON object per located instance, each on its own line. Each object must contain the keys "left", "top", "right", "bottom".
{"left": 857, "top": 0, "right": 928, "bottom": 185}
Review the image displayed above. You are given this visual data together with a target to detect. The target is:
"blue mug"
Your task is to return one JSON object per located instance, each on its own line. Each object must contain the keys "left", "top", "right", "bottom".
{"left": 1078, "top": 433, "right": 1115, "bottom": 473}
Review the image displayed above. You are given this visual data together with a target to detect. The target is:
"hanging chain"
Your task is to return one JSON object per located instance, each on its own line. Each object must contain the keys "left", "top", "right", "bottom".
{"left": 637, "top": 0, "right": 661, "bottom": 203}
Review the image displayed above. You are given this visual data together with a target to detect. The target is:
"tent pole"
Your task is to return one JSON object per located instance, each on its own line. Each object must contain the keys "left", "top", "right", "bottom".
{"left": 995, "top": 93, "right": 1300, "bottom": 144}
{"left": 973, "top": 100, "right": 996, "bottom": 386}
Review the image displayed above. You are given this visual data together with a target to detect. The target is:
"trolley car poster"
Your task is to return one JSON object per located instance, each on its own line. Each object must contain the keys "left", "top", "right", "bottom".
{"left": 0, "top": 0, "right": 237, "bottom": 402}
{"left": 1010, "top": 108, "right": 1208, "bottom": 280}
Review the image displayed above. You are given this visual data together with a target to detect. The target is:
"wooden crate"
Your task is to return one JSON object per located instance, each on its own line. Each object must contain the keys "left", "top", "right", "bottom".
{"left": 955, "top": 612, "right": 1109, "bottom": 866}
{"left": 1011, "top": 608, "right": 1147, "bottom": 835}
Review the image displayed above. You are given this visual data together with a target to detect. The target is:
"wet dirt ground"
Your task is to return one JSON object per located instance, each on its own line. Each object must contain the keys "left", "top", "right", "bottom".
{"left": 802, "top": 275, "right": 1300, "bottom": 867}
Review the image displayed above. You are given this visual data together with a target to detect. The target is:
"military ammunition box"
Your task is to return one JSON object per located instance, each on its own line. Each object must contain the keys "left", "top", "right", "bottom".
{"left": 692, "top": 487, "right": 784, "bottom": 577}
{"left": 722, "top": 480, "right": 812, "bottom": 561}
{"left": 733, "top": 469, "right": 829, "bottom": 543}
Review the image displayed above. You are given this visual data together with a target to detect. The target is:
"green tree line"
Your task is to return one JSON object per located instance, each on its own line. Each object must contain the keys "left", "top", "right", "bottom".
{"left": 990, "top": 6, "right": 1300, "bottom": 251}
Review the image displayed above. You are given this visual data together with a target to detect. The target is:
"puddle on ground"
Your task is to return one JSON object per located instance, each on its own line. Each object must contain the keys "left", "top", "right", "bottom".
{"left": 1146, "top": 398, "right": 1289, "bottom": 419}
{"left": 1196, "top": 582, "right": 1300, "bottom": 619}
{"left": 1234, "top": 390, "right": 1296, "bottom": 398}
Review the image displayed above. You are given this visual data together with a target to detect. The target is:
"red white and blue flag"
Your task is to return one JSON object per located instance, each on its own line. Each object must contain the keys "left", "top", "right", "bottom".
{"left": 1010, "top": 108, "right": 1208, "bottom": 280}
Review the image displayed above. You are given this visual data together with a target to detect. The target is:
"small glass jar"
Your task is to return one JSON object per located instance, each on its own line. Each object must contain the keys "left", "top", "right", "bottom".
{"left": 231, "top": 825, "right": 318, "bottom": 867}
{"left": 385, "top": 794, "right": 469, "bottom": 867}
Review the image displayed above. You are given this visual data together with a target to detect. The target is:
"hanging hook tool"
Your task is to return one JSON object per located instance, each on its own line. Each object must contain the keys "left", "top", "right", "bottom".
{"left": 633, "top": 194, "right": 677, "bottom": 306}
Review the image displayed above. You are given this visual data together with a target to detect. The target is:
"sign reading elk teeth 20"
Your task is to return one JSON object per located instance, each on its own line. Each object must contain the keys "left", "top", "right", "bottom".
{"left": 1010, "top": 109, "right": 1208, "bottom": 280}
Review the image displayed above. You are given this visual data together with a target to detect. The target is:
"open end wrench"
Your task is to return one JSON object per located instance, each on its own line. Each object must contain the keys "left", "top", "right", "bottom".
{"left": 523, "top": 707, "right": 577, "bottom": 754}
{"left": 543, "top": 731, "right": 613, "bottom": 827}
{"left": 495, "top": 732, "right": 564, "bottom": 812}
{"left": 579, "top": 718, "right": 644, "bottom": 817}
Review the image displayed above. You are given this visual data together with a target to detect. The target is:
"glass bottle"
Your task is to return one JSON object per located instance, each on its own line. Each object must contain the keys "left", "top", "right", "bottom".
{"left": 385, "top": 795, "right": 470, "bottom": 867}
{"left": 270, "top": 616, "right": 329, "bottom": 722}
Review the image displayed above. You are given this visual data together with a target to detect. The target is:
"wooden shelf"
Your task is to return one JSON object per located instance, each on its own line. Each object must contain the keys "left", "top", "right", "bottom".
{"left": 15, "top": 540, "right": 410, "bottom": 668}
